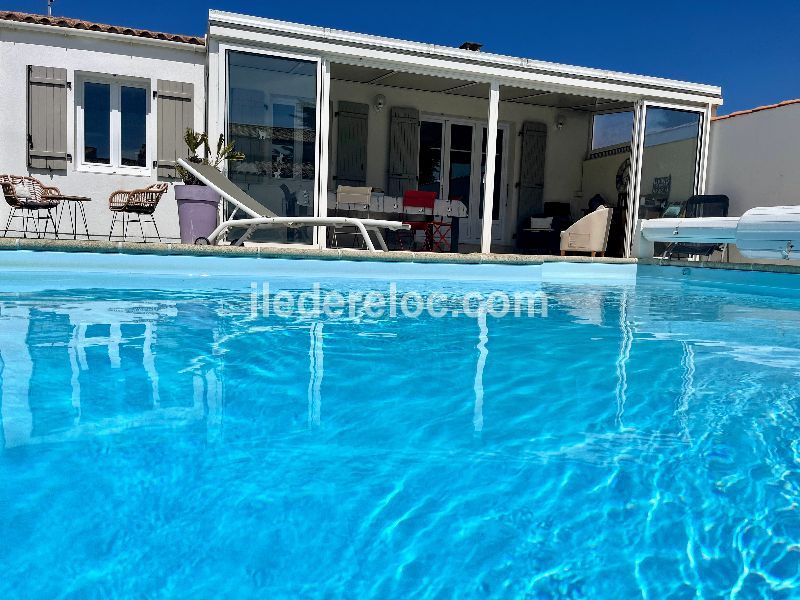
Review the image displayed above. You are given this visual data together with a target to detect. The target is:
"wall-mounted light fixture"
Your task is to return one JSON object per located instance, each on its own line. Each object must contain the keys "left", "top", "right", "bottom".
{"left": 555, "top": 114, "right": 566, "bottom": 130}
{"left": 374, "top": 94, "right": 386, "bottom": 112}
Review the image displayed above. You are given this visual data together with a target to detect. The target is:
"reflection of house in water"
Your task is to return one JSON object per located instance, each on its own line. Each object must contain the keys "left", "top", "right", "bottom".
{"left": 0, "top": 300, "right": 223, "bottom": 448}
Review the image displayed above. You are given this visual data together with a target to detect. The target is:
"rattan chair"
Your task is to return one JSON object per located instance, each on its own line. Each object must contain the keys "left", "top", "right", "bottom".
{"left": 1, "top": 175, "right": 61, "bottom": 238}
{"left": 108, "top": 183, "right": 168, "bottom": 242}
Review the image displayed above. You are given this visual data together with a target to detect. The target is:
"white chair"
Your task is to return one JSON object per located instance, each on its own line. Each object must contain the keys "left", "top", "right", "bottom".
{"left": 332, "top": 185, "right": 372, "bottom": 248}
{"left": 560, "top": 206, "right": 613, "bottom": 257}
{"left": 335, "top": 185, "right": 373, "bottom": 210}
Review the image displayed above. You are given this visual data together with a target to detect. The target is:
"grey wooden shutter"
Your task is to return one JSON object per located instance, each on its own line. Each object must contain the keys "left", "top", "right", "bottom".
{"left": 27, "top": 66, "right": 68, "bottom": 170}
{"left": 518, "top": 121, "right": 547, "bottom": 221}
{"left": 387, "top": 107, "right": 420, "bottom": 196}
{"left": 335, "top": 101, "right": 369, "bottom": 186}
{"left": 156, "top": 80, "right": 194, "bottom": 179}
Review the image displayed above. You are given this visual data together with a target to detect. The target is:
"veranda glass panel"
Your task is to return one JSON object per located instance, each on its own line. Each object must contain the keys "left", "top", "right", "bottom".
{"left": 637, "top": 108, "right": 701, "bottom": 220}
{"left": 227, "top": 51, "right": 317, "bottom": 244}
{"left": 637, "top": 107, "right": 703, "bottom": 258}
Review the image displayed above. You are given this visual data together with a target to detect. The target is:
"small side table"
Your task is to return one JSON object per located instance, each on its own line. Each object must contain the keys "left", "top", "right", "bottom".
{"left": 52, "top": 195, "right": 91, "bottom": 240}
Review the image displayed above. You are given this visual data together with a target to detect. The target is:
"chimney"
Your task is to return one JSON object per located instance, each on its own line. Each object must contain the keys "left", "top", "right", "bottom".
{"left": 459, "top": 42, "right": 483, "bottom": 52}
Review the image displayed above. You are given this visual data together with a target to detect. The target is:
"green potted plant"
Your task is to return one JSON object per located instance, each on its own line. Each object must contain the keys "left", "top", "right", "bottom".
{"left": 174, "top": 130, "right": 245, "bottom": 244}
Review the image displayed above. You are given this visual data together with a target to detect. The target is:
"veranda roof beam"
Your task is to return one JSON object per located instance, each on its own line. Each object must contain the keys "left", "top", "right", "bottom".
{"left": 365, "top": 71, "right": 397, "bottom": 84}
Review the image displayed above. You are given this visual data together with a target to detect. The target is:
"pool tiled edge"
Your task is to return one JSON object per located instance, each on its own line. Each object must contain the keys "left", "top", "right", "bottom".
{"left": 0, "top": 237, "right": 636, "bottom": 267}
{"left": 2, "top": 238, "right": 800, "bottom": 276}
{"left": 639, "top": 257, "right": 800, "bottom": 275}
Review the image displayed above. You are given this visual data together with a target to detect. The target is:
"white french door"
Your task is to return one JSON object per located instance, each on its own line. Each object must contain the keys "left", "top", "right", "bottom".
{"left": 419, "top": 116, "right": 508, "bottom": 245}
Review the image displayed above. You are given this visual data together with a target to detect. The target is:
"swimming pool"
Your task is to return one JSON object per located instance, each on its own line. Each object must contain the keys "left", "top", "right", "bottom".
{"left": 1, "top": 251, "right": 799, "bottom": 597}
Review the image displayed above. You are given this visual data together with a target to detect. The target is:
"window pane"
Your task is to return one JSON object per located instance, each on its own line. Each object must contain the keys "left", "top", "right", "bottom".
{"left": 84, "top": 82, "right": 110, "bottom": 164}
{"left": 227, "top": 51, "right": 317, "bottom": 244}
{"left": 450, "top": 123, "right": 473, "bottom": 152}
{"left": 121, "top": 86, "right": 147, "bottom": 167}
{"left": 592, "top": 111, "right": 633, "bottom": 150}
{"left": 449, "top": 124, "right": 473, "bottom": 212}
{"left": 418, "top": 121, "right": 443, "bottom": 196}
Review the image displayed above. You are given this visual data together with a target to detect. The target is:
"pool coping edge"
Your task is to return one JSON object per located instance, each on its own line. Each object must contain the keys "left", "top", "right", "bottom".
{"left": 0, "top": 238, "right": 635, "bottom": 266}
{"left": 2, "top": 238, "right": 800, "bottom": 274}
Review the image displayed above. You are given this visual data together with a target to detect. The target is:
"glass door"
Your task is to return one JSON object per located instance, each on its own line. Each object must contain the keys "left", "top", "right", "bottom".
{"left": 419, "top": 118, "right": 508, "bottom": 247}
{"left": 418, "top": 118, "right": 476, "bottom": 248}
{"left": 226, "top": 50, "right": 319, "bottom": 244}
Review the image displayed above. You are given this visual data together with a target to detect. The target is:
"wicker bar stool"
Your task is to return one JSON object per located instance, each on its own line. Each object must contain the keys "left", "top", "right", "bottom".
{"left": 108, "top": 183, "right": 168, "bottom": 242}
{"left": 1, "top": 175, "right": 61, "bottom": 238}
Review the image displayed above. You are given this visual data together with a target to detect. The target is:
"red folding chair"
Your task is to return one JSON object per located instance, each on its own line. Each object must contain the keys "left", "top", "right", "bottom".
{"left": 427, "top": 195, "right": 459, "bottom": 252}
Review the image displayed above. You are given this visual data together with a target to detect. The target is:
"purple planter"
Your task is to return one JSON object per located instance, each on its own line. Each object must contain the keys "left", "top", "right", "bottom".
{"left": 175, "top": 185, "right": 220, "bottom": 244}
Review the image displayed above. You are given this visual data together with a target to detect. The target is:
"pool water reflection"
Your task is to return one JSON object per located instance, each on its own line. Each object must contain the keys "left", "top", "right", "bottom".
{"left": 1, "top": 271, "right": 799, "bottom": 597}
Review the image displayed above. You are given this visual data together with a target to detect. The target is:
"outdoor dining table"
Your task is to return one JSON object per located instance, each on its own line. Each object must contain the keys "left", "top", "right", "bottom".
{"left": 324, "top": 191, "right": 468, "bottom": 251}
{"left": 52, "top": 195, "right": 91, "bottom": 240}
{"left": 324, "top": 191, "right": 468, "bottom": 219}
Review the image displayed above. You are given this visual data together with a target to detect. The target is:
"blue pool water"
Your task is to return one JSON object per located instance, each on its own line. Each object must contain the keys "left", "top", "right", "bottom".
{"left": 1, "top": 253, "right": 800, "bottom": 598}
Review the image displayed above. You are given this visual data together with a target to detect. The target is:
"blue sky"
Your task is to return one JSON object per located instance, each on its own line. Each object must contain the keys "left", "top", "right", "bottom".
{"left": 7, "top": 0, "right": 800, "bottom": 114}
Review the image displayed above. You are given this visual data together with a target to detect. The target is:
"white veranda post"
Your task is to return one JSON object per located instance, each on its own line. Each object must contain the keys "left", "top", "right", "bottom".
{"left": 481, "top": 82, "right": 500, "bottom": 254}
{"left": 624, "top": 100, "right": 647, "bottom": 257}
{"left": 316, "top": 58, "right": 332, "bottom": 249}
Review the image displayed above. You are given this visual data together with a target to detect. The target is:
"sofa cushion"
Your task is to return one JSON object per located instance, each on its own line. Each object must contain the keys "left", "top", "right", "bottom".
{"left": 14, "top": 183, "right": 32, "bottom": 199}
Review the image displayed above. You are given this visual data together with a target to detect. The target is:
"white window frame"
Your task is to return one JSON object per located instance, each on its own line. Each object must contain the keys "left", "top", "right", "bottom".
{"left": 75, "top": 73, "right": 152, "bottom": 176}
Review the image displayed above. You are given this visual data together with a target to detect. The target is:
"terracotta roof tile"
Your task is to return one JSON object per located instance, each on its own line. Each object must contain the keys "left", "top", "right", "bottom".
{"left": 714, "top": 99, "right": 800, "bottom": 122}
{"left": 0, "top": 11, "right": 204, "bottom": 46}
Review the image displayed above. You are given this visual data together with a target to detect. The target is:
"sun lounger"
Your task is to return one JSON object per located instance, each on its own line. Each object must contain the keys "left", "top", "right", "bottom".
{"left": 177, "top": 160, "right": 409, "bottom": 251}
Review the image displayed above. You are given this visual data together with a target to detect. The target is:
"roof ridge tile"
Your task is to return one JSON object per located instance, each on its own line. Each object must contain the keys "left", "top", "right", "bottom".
{"left": 0, "top": 10, "right": 204, "bottom": 46}
{"left": 714, "top": 99, "right": 800, "bottom": 121}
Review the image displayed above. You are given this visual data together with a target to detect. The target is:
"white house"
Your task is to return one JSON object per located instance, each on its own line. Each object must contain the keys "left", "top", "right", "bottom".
{"left": 0, "top": 9, "right": 723, "bottom": 255}
{"left": 0, "top": 11, "right": 205, "bottom": 242}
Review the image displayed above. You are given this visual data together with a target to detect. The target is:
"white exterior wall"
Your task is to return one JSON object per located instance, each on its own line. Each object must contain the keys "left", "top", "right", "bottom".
{"left": 330, "top": 80, "right": 591, "bottom": 247}
{"left": 0, "top": 26, "right": 206, "bottom": 241}
{"left": 707, "top": 104, "right": 800, "bottom": 262}
{"left": 708, "top": 105, "right": 800, "bottom": 215}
